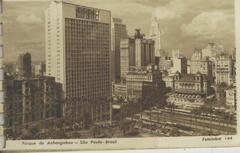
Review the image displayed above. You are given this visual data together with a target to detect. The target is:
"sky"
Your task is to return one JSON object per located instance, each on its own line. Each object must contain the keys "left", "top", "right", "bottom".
{"left": 3, "top": 0, "right": 235, "bottom": 62}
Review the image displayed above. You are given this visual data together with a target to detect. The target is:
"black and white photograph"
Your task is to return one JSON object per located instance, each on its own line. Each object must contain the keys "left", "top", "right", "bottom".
{"left": 0, "top": 0, "right": 239, "bottom": 151}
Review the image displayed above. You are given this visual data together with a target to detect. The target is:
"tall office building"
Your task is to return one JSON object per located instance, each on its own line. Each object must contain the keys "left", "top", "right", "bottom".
{"left": 149, "top": 17, "right": 161, "bottom": 57}
{"left": 120, "top": 29, "right": 155, "bottom": 79}
{"left": 17, "top": 53, "right": 32, "bottom": 78}
{"left": 46, "top": 0, "right": 111, "bottom": 100}
{"left": 111, "top": 18, "right": 128, "bottom": 81}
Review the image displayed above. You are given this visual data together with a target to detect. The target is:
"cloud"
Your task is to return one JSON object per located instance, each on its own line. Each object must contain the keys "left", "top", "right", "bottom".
{"left": 16, "top": 14, "right": 43, "bottom": 25}
{"left": 153, "top": 7, "right": 180, "bottom": 20}
{"left": 181, "top": 11, "right": 234, "bottom": 40}
{"left": 152, "top": 0, "right": 233, "bottom": 20}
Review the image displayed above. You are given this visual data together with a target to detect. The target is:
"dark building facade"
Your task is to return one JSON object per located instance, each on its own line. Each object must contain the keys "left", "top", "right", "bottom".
{"left": 4, "top": 76, "right": 63, "bottom": 139}
{"left": 112, "top": 18, "right": 128, "bottom": 82}
{"left": 120, "top": 29, "right": 155, "bottom": 79}
{"left": 17, "top": 53, "right": 32, "bottom": 78}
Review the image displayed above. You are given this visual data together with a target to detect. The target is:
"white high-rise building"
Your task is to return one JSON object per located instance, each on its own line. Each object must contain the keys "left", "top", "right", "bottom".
{"left": 45, "top": 0, "right": 111, "bottom": 99}
{"left": 149, "top": 17, "right": 161, "bottom": 57}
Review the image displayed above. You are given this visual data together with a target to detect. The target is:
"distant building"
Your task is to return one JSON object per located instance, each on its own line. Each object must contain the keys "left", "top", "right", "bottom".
{"left": 225, "top": 85, "right": 236, "bottom": 111}
{"left": 171, "top": 50, "right": 187, "bottom": 74}
{"left": 17, "top": 53, "right": 32, "bottom": 78}
{"left": 202, "top": 43, "right": 224, "bottom": 58}
{"left": 32, "top": 62, "right": 46, "bottom": 77}
{"left": 4, "top": 76, "right": 63, "bottom": 138}
{"left": 111, "top": 18, "right": 128, "bottom": 81}
{"left": 190, "top": 50, "right": 213, "bottom": 80}
{"left": 120, "top": 38, "right": 135, "bottom": 80}
{"left": 120, "top": 29, "right": 155, "bottom": 79}
{"left": 215, "top": 54, "right": 234, "bottom": 86}
{"left": 149, "top": 17, "right": 161, "bottom": 57}
{"left": 158, "top": 56, "right": 172, "bottom": 72}
{"left": 126, "top": 64, "right": 164, "bottom": 99}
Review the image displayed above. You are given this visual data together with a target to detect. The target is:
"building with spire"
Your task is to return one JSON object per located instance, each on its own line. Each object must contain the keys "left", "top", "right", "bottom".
{"left": 149, "top": 17, "right": 161, "bottom": 57}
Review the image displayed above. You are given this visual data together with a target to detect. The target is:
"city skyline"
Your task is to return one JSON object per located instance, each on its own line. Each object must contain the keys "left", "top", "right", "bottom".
{"left": 4, "top": 0, "right": 235, "bottom": 62}
{"left": 2, "top": 0, "right": 237, "bottom": 142}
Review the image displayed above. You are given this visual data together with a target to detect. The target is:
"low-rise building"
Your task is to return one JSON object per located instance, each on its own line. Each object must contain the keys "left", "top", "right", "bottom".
{"left": 167, "top": 72, "right": 211, "bottom": 108}
{"left": 4, "top": 76, "right": 63, "bottom": 138}
{"left": 174, "top": 72, "right": 210, "bottom": 95}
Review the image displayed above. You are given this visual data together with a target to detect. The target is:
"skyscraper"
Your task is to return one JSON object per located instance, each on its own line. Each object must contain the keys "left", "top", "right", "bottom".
{"left": 17, "top": 53, "right": 32, "bottom": 78}
{"left": 111, "top": 18, "right": 128, "bottom": 82}
{"left": 45, "top": 0, "right": 111, "bottom": 100}
{"left": 120, "top": 29, "right": 155, "bottom": 79}
{"left": 149, "top": 17, "right": 161, "bottom": 57}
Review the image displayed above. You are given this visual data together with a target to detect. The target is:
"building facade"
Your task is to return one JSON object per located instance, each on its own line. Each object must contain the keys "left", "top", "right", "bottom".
{"left": 120, "top": 38, "right": 135, "bottom": 80}
{"left": 215, "top": 54, "right": 234, "bottom": 86}
{"left": 174, "top": 72, "right": 210, "bottom": 95}
{"left": 45, "top": 0, "right": 112, "bottom": 121}
{"left": 225, "top": 85, "right": 236, "bottom": 111}
{"left": 190, "top": 50, "right": 213, "bottom": 79}
{"left": 171, "top": 49, "right": 187, "bottom": 74}
{"left": 159, "top": 56, "right": 172, "bottom": 72}
{"left": 4, "top": 76, "right": 63, "bottom": 139}
{"left": 32, "top": 62, "right": 46, "bottom": 77}
{"left": 17, "top": 53, "right": 32, "bottom": 78}
{"left": 46, "top": 0, "right": 111, "bottom": 99}
{"left": 126, "top": 65, "right": 164, "bottom": 99}
{"left": 120, "top": 29, "right": 155, "bottom": 79}
{"left": 167, "top": 72, "right": 210, "bottom": 109}
{"left": 112, "top": 82, "right": 127, "bottom": 98}
{"left": 111, "top": 18, "right": 128, "bottom": 82}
